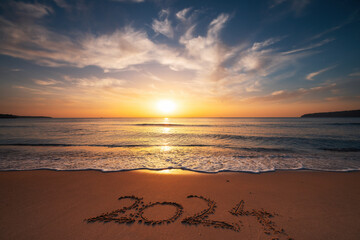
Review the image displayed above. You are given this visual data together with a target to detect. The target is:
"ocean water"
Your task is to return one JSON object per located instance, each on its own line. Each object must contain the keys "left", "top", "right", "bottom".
{"left": 0, "top": 117, "right": 359, "bottom": 173}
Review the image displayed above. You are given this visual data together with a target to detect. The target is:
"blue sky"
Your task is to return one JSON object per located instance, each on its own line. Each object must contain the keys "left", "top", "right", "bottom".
{"left": 0, "top": 0, "right": 359, "bottom": 117}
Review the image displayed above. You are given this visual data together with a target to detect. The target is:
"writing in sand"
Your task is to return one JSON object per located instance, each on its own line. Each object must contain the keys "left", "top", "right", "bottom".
{"left": 85, "top": 195, "right": 294, "bottom": 240}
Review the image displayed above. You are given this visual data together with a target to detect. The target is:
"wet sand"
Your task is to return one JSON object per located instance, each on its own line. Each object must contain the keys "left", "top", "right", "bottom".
{"left": 0, "top": 170, "right": 359, "bottom": 240}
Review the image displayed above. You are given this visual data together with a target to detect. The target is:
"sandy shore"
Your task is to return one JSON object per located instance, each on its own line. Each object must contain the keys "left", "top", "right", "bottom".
{"left": 0, "top": 170, "right": 359, "bottom": 240}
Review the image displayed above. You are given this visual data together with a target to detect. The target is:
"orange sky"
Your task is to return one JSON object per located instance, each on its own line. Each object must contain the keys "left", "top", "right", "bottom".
{"left": 1, "top": 93, "right": 358, "bottom": 118}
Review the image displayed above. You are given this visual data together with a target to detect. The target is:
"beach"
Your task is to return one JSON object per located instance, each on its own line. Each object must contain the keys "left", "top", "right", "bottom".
{"left": 0, "top": 170, "right": 359, "bottom": 240}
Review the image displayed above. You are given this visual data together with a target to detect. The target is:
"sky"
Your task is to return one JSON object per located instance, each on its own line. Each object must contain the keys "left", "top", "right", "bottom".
{"left": 0, "top": 0, "right": 359, "bottom": 117}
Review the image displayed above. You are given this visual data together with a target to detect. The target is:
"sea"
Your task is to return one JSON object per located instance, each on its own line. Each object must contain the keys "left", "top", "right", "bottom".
{"left": 0, "top": 117, "right": 359, "bottom": 173}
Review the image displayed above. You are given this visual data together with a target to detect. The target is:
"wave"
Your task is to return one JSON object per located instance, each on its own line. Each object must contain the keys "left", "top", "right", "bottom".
{"left": 0, "top": 143, "right": 213, "bottom": 148}
{"left": 1, "top": 166, "right": 359, "bottom": 174}
{"left": 0, "top": 125, "right": 32, "bottom": 128}
{"left": 326, "top": 123, "right": 360, "bottom": 126}
{"left": 0, "top": 143, "right": 297, "bottom": 153}
{"left": 320, "top": 148, "right": 360, "bottom": 152}
{"left": 233, "top": 147, "right": 295, "bottom": 152}
{"left": 206, "top": 133, "right": 358, "bottom": 144}
{"left": 134, "top": 123, "right": 211, "bottom": 127}
{"left": 1, "top": 132, "right": 359, "bottom": 149}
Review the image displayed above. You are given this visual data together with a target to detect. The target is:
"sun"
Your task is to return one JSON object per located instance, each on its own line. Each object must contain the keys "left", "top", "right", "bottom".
{"left": 157, "top": 100, "right": 176, "bottom": 114}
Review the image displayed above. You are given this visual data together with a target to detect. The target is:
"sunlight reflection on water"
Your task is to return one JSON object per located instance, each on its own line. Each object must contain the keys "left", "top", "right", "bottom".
{"left": 161, "top": 127, "right": 170, "bottom": 134}
{"left": 161, "top": 145, "right": 171, "bottom": 152}
{"left": 146, "top": 169, "right": 195, "bottom": 175}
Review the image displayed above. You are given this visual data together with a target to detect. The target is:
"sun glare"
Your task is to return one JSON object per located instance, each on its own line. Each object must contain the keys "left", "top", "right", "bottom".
{"left": 157, "top": 100, "right": 176, "bottom": 114}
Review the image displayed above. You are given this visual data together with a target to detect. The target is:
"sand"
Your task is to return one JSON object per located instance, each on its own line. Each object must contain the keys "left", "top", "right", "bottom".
{"left": 0, "top": 170, "right": 359, "bottom": 240}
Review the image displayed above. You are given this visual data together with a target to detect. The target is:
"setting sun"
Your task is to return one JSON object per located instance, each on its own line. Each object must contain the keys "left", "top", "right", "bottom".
{"left": 157, "top": 100, "right": 176, "bottom": 114}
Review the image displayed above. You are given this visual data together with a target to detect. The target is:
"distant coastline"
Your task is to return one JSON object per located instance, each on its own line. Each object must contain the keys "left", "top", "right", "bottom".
{"left": 1, "top": 111, "right": 360, "bottom": 118}
{"left": 0, "top": 114, "right": 52, "bottom": 119}
{"left": 301, "top": 110, "right": 360, "bottom": 118}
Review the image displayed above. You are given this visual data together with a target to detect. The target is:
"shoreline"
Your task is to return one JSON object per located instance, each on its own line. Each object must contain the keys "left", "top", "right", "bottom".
{"left": 2, "top": 143, "right": 359, "bottom": 174}
{"left": 1, "top": 167, "right": 360, "bottom": 174}
{"left": 1, "top": 170, "right": 360, "bottom": 239}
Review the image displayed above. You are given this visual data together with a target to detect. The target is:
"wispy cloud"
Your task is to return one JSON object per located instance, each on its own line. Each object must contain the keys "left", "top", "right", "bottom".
{"left": 325, "top": 96, "right": 360, "bottom": 102}
{"left": 13, "top": 85, "right": 55, "bottom": 95}
{"left": 34, "top": 79, "right": 61, "bottom": 86}
{"left": 245, "top": 83, "right": 337, "bottom": 102}
{"left": 349, "top": 71, "right": 360, "bottom": 77}
{"left": 270, "top": 0, "right": 310, "bottom": 15}
{"left": 221, "top": 37, "right": 308, "bottom": 95}
{"left": 66, "top": 77, "right": 125, "bottom": 87}
{"left": 15, "top": 75, "right": 131, "bottom": 102}
{"left": 282, "top": 38, "right": 334, "bottom": 55}
{"left": 176, "top": 8, "right": 191, "bottom": 21}
{"left": 11, "top": 1, "right": 53, "bottom": 18}
{"left": 53, "top": 0, "right": 71, "bottom": 10}
{"left": 152, "top": 9, "right": 174, "bottom": 38}
{"left": 306, "top": 66, "right": 335, "bottom": 81}
{"left": 111, "top": 0, "right": 145, "bottom": 3}
{"left": 309, "top": 11, "right": 358, "bottom": 41}
{"left": 310, "top": 25, "right": 343, "bottom": 42}
{"left": 290, "top": 0, "right": 310, "bottom": 14}
{"left": 143, "top": 71, "right": 164, "bottom": 82}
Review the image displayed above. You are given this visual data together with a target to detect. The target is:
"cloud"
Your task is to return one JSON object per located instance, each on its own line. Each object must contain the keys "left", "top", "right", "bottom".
{"left": 175, "top": 13, "right": 244, "bottom": 97}
{"left": 246, "top": 83, "right": 337, "bottom": 102}
{"left": 309, "top": 11, "right": 358, "bottom": 41}
{"left": 179, "top": 14, "right": 230, "bottom": 67}
{"left": 309, "top": 25, "right": 343, "bottom": 41}
{"left": 34, "top": 79, "right": 61, "bottom": 85}
{"left": 282, "top": 38, "right": 334, "bottom": 55}
{"left": 227, "top": 38, "right": 305, "bottom": 81}
{"left": 11, "top": 1, "right": 53, "bottom": 18}
{"left": 67, "top": 77, "right": 125, "bottom": 87}
{"left": 0, "top": 6, "right": 319, "bottom": 100}
{"left": 152, "top": 10, "right": 174, "bottom": 38}
{"left": 3, "top": 11, "right": 230, "bottom": 78}
{"left": 270, "top": 0, "right": 287, "bottom": 8}
{"left": 0, "top": 16, "right": 188, "bottom": 71}
{"left": 13, "top": 85, "right": 55, "bottom": 95}
{"left": 251, "top": 37, "right": 283, "bottom": 51}
{"left": 0, "top": 5, "right": 292, "bottom": 86}
{"left": 306, "top": 66, "right": 335, "bottom": 80}
{"left": 143, "top": 71, "right": 164, "bottom": 82}
{"left": 111, "top": 0, "right": 145, "bottom": 2}
{"left": 214, "top": 49, "right": 306, "bottom": 97}
{"left": 325, "top": 96, "right": 360, "bottom": 102}
{"left": 176, "top": 8, "right": 191, "bottom": 21}
{"left": 80, "top": 28, "right": 154, "bottom": 68}
{"left": 0, "top": 16, "right": 79, "bottom": 67}
{"left": 270, "top": 0, "right": 310, "bottom": 15}
{"left": 15, "top": 75, "right": 132, "bottom": 103}
{"left": 208, "top": 14, "right": 229, "bottom": 38}
{"left": 53, "top": 0, "right": 71, "bottom": 10}
{"left": 349, "top": 71, "right": 360, "bottom": 77}
{"left": 175, "top": 16, "right": 309, "bottom": 98}
{"left": 290, "top": 0, "right": 310, "bottom": 14}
